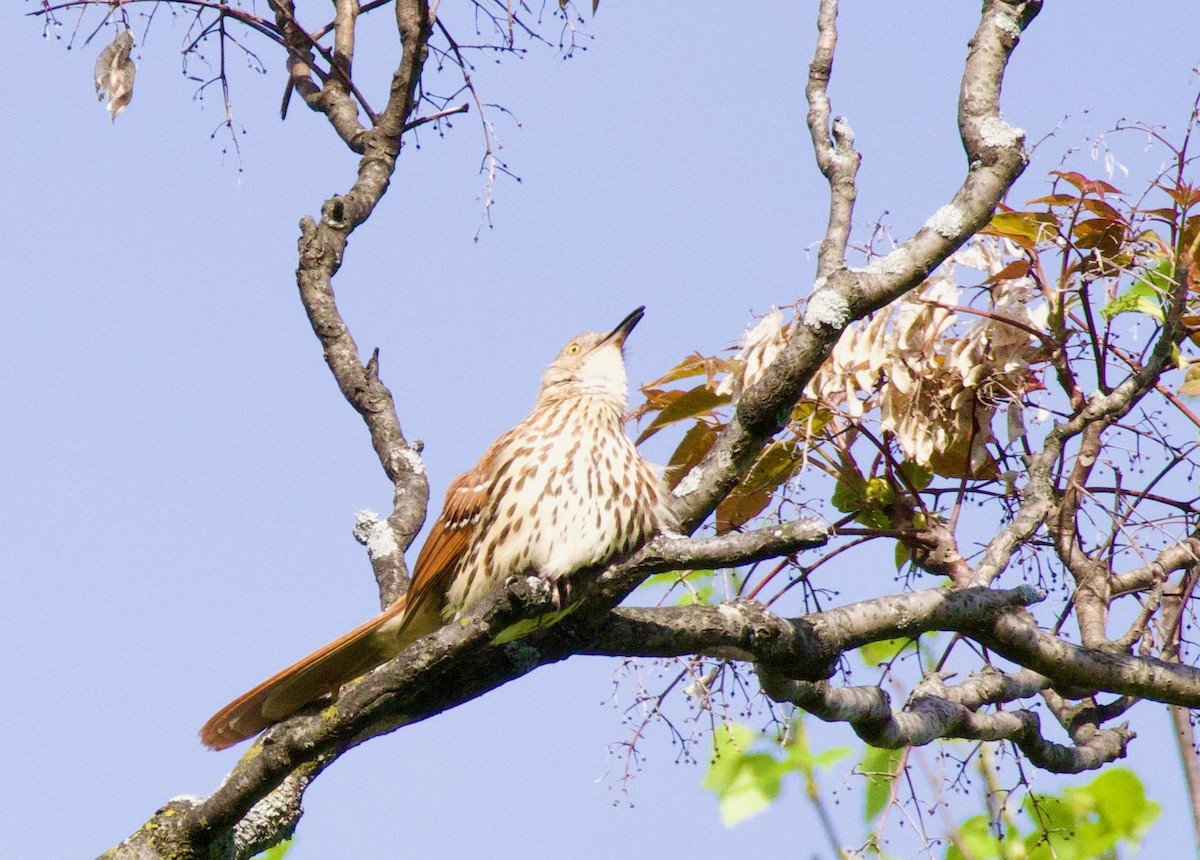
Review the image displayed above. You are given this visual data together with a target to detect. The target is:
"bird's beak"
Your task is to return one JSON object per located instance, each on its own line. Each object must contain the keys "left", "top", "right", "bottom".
{"left": 603, "top": 306, "right": 645, "bottom": 347}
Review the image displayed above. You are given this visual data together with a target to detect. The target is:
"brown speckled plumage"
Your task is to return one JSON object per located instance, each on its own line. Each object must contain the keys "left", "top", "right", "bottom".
{"left": 200, "top": 307, "right": 672, "bottom": 749}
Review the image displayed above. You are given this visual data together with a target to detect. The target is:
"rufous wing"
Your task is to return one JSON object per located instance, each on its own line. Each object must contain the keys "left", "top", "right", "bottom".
{"left": 397, "top": 451, "right": 498, "bottom": 632}
{"left": 200, "top": 444, "right": 500, "bottom": 750}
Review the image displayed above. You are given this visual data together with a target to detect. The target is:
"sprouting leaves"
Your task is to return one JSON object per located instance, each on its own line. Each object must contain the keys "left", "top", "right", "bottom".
{"left": 94, "top": 30, "right": 136, "bottom": 122}
{"left": 250, "top": 838, "right": 294, "bottom": 859}
{"left": 1100, "top": 259, "right": 1173, "bottom": 323}
{"left": 860, "top": 746, "right": 905, "bottom": 822}
{"left": 703, "top": 720, "right": 851, "bottom": 828}
{"left": 947, "top": 768, "right": 1160, "bottom": 860}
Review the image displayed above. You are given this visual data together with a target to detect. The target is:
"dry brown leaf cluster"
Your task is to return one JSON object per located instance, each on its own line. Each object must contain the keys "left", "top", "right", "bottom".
{"left": 715, "top": 242, "right": 1045, "bottom": 477}
{"left": 94, "top": 30, "right": 136, "bottom": 122}
{"left": 808, "top": 240, "right": 1044, "bottom": 475}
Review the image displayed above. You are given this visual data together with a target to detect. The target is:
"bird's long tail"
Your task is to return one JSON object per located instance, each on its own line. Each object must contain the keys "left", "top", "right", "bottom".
{"left": 199, "top": 595, "right": 430, "bottom": 750}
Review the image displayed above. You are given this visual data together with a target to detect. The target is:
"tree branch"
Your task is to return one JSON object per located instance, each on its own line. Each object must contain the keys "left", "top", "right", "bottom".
{"left": 759, "top": 670, "right": 1131, "bottom": 774}
{"left": 292, "top": 0, "right": 434, "bottom": 606}
{"left": 671, "top": 0, "right": 1040, "bottom": 532}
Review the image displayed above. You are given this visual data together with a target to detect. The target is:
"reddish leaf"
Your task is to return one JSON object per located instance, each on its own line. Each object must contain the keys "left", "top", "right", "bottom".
{"left": 1140, "top": 207, "right": 1179, "bottom": 222}
{"left": 1182, "top": 216, "right": 1200, "bottom": 260}
{"left": 984, "top": 259, "right": 1032, "bottom": 284}
{"left": 715, "top": 442, "right": 800, "bottom": 532}
{"left": 643, "top": 353, "right": 729, "bottom": 388}
{"left": 663, "top": 422, "right": 718, "bottom": 490}
{"left": 1154, "top": 181, "right": 1200, "bottom": 210}
{"left": 1072, "top": 218, "right": 1125, "bottom": 253}
{"left": 1026, "top": 194, "right": 1080, "bottom": 207}
{"left": 1081, "top": 198, "right": 1126, "bottom": 221}
{"left": 1051, "top": 170, "right": 1122, "bottom": 196}
{"left": 635, "top": 384, "right": 729, "bottom": 444}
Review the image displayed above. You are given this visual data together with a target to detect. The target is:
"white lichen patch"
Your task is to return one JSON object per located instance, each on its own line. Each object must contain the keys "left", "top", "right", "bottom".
{"left": 925, "top": 204, "right": 965, "bottom": 239}
{"left": 993, "top": 12, "right": 1023, "bottom": 39}
{"left": 672, "top": 467, "right": 703, "bottom": 497}
{"left": 716, "top": 602, "right": 744, "bottom": 621}
{"left": 804, "top": 288, "right": 850, "bottom": 329}
{"left": 352, "top": 509, "right": 400, "bottom": 559}
{"left": 978, "top": 115, "right": 1025, "bottom": 149}
{"left": 396, "top": 446, "right": 426, "bottom": 475}
{"left": 858, "top": 248, "right": 911, "bottom": 277}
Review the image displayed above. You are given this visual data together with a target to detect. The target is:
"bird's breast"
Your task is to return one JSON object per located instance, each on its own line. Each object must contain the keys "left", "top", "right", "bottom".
{"left": 443, "top": 398, "right": 666, "bottom": 614}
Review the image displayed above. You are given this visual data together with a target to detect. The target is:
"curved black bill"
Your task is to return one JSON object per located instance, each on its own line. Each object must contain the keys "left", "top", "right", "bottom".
{"left": 603, "top": 306, "right": 645, "bottom": 346}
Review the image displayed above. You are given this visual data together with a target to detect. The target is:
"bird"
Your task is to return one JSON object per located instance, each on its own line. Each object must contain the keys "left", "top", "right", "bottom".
{"left": 200, "top": 306, "right": 675, "bottom": 750}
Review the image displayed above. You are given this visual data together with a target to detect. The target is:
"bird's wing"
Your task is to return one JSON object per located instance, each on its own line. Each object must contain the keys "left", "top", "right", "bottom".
{"left": 200, "top": 431, "right": 512, "bottom": 750}
{"left": 400, "top": 431, "right": 511, "bottom": 633}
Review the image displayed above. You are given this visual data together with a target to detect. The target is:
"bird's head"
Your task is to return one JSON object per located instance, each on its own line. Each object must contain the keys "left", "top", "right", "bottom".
{"left": 535, "top": 306, "right": 645, "bottom": 409}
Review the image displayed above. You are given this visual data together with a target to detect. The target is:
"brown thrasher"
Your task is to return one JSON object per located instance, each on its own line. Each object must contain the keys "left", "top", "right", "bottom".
{"left": 200, "top": 306, "right": 674, "bottom": 749}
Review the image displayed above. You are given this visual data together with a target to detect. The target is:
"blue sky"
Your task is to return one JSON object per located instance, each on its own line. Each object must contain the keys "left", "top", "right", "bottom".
{"left": 5, "top": 2, "right": 1199, "bottom": 857}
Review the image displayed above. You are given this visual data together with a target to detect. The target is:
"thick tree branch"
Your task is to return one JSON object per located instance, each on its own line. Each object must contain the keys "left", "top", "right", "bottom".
{"left": 671, "top": 0, "right": 1040, "bottom": 532}
{"left": 583, "top": 584, "right": 1200, "bottom": 709}
{"left": 759, "top": 671, "right": 1131, "bottom": 774}
{"left": 584, "top": 585, "right": 1045, "bottom": 667}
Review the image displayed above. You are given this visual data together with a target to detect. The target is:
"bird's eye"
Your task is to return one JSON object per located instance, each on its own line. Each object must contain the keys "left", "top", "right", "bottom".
{"left": 568, "top": 343, "right": 580, "bottom": 354}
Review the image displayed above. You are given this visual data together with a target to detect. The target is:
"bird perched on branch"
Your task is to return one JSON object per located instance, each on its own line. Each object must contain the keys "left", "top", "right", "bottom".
{"left": 201, "top": 306, "right": 674, "bottom": 749}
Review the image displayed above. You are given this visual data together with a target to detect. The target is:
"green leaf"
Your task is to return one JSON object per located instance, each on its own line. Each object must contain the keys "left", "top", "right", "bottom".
{"left": 703, "top": 722, "right": 756, "bottom": 794}
{"left": 946, "top": 815, "right": 1002, "bottom": 860}
{"left": 639, "top": 569, "right": 717, "bottom": 605}
{"left": 832, "top": 469, "right": 868, "bottom": 513}
{"left": 1070, "top": 768, "right": 1160, "bottom": 844}
{"left": 791, "top": 400, "right": 835, "bottom": 438}
{"left": 715, "top": 441, "right": 800, "bottom": 531}
{"left": 1099, "top": 279, "right": 1165, "bottom": 322}
{"left": 859, "top": 637, "right": 911, "bottom": 668}
{"left": 704, "top": 723, "right": 784, "bottom": 827}
{"left": 1178, "top": 364, "right": 1200, "bottom": 398}
{"left": 781, "top": 718, "right": 852, "bottom": 775}
{"left": 809, "top": 745, "right": 854, "bottom": 771}
{"left": 861, "top": 746, "right": 904, "bottom": 822}
{"left": 252, "top": 840, "right": 294, "bottom": 860}
{"left": 864, "top": 477, "right": 896, "bottom": 508}
{"left": 981, "top": 210, "right": 1062, "bottom": 248}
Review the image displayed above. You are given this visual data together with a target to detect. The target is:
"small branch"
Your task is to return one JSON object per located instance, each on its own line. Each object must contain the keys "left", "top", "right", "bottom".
{"left": 806, "top": 0, "right": 860, "bottom": 279}
{"left": 291, "top": 0, "right": 435, "bottom": 605}
{"left": 1171, "top": 706, "right": 1200, "bottom": 849}
{"left": 272, "top": 0, "right": 372, "bottom": 148}
{"left": 403, "top": 101, "right": 470, "bottom": 132}
{"left": 629, "top": 517, "right": 829, "bottom": 579}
